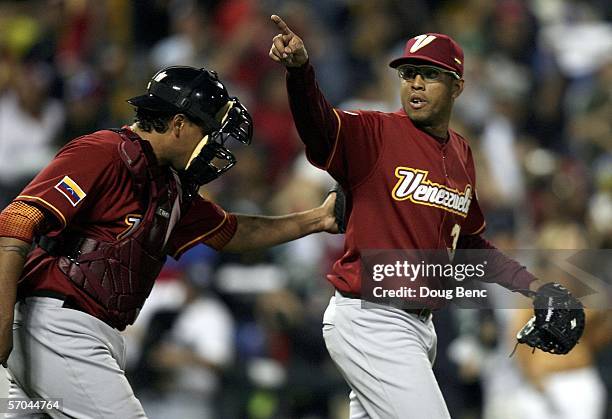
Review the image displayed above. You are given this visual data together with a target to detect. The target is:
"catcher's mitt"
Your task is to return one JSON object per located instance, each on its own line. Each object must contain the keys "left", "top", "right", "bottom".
{"left": 514, "top": 282, "right": 585, "bottom": 355}
{"left": 328, "top": 183, "right": 347, "bottom": 234}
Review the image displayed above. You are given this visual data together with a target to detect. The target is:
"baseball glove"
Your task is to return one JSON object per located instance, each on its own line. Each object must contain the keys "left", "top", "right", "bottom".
{"left": 328, "top": 183, "right": 347, "bottom": 234}
{"left": 515, "top": 282, "right": 585, "bottom": 355}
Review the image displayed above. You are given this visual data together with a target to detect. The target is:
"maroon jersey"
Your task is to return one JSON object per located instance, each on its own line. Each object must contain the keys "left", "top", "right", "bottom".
{"left": 15, "top": 128, "right": 236, "bottom": 323}
{"left": 286, "top": 63, "right": 534, "bottom": 298}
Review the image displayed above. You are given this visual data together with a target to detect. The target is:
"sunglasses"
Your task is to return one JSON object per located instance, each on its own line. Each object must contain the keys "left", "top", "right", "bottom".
{"left": 397, "top": 64, "right": 460, "bottom": 82}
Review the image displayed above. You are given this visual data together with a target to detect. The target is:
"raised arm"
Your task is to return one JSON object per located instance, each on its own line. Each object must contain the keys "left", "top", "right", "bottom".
{"left": 269, "top": 14, "right": 341, "bottom": 168}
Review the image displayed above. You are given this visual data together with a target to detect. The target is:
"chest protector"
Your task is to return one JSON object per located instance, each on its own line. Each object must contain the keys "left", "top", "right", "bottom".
{"left": 54, "top": 129, "right": 182, "bottom": 330}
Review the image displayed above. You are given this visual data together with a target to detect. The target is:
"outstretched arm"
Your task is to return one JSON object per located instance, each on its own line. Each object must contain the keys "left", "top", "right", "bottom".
{"left": 221, "top": 192, "right": 338, "bottom": 253}
{"left": 457, "top": 233, "right": 545, "bottom": 292}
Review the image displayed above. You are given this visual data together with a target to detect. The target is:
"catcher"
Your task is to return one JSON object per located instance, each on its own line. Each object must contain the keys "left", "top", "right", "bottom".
{"left": 0, "top": 65, "right": 339, "bottom": 418}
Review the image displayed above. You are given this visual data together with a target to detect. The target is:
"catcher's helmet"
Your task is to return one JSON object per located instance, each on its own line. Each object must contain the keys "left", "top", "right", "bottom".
{"left": 128, "top": 66, "right": 230, "bottom": 131}
{"left": 127, "top": 66, "right": 252, "bottom": 189}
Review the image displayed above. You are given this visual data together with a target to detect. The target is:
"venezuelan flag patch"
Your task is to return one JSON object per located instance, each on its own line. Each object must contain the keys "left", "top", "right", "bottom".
{"left": 54, "top": 176, "right": 86, "bottom": 207}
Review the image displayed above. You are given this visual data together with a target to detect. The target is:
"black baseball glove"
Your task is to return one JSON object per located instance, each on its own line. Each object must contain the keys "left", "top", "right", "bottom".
{"left": 515, "top": 282, "right": 585, "bottom": 355}
{"left": 328, "top": 183, "right": 347, "bottom": 234}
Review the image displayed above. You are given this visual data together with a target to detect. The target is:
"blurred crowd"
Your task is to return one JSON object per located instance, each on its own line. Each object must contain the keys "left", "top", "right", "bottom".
{"left": 0, "top": 0, "right": 610, "bottom": 418}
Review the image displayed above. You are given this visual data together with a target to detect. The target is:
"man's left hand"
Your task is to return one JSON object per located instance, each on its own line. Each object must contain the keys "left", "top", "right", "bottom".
{"left": 516, "top": 282, "right": 585, "bottom": 355}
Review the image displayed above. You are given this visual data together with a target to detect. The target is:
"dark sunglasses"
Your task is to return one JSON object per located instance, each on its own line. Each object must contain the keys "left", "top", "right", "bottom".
{"left": 397, "top": 64, "right": 460, "bottom": 82}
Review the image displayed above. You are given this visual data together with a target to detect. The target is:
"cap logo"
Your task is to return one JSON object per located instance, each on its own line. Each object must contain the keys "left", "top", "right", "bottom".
{"left": 410, "top": 35, "right": 437, "bottom": 53}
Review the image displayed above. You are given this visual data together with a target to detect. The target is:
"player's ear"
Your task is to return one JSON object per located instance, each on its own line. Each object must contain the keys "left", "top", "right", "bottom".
{"left": 451, "top": 79, "right": 464, "bottom": 99}
{"left": 171, "top": 114, "right": 186, "bottom": 137}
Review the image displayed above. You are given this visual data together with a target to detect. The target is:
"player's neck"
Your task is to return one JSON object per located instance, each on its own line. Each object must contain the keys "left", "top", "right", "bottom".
{"left": 129, "top": 124, "right": 171, "bottom": 166}
{"left": 413, "top": 121, "right": 449, "bottom": 142}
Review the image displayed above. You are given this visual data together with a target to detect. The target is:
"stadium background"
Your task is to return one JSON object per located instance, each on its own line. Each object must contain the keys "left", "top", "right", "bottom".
{"left": 0, "top": 0, "right": 610, "bottom": 418}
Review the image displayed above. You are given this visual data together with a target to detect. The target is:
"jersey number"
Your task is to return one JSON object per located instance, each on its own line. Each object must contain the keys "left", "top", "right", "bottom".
{"left": 117, "top": 214, "right": 142, "bottom": 240}
{"left": 448, "top": 223, "right": 461, "bottom": 261}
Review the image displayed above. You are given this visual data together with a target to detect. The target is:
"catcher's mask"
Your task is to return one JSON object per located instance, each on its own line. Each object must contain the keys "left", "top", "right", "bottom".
{"left": 127, "top": 66, "right": 252, "bottom": 190}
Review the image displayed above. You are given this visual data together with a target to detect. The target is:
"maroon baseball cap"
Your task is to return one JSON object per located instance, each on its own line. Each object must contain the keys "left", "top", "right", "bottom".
{"left": 389, "top": 33, "right": 464, "bottom": 77}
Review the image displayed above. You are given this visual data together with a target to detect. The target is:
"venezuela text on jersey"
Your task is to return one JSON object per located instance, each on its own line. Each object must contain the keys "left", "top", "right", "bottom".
{"left": 392, "top": 166, "right": 473, "bottom": 217}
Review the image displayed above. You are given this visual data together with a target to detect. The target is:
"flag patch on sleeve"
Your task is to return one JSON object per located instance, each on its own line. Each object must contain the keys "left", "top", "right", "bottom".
{"left": 54, "top": 176, "right": 86, "bottom": 207}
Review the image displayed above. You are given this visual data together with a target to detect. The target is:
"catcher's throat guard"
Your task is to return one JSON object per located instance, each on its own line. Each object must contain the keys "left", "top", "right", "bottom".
{"left": 182, "top": 98, "right": 253, "bottom": 191}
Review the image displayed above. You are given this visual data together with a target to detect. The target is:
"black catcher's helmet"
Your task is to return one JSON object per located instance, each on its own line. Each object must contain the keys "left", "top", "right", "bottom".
{"left": 127, "top": 66, "right": 252, "bottom": 190}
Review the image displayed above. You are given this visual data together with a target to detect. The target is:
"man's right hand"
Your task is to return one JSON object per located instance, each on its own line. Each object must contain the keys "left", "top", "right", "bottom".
{"left": 269, "top": 15, "right": 308, "bottom": 67}
{"left": 0, "top": 325, "right": 12, "bottom": 368}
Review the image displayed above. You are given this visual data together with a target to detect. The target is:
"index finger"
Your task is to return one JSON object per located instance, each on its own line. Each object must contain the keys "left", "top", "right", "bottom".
{"left": 271, "top": 15, "right": 293, "bottom": 36}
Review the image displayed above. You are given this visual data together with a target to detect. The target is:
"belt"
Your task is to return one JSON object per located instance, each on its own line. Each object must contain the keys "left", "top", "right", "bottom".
{"left": 27, "top": 290, "right": 90, "bottom": 315}
{"left": 338, "top": 290, "right": 432, "bottom": 321}
{"left": 22, "top": 291, "right": 117, "bottom": 330}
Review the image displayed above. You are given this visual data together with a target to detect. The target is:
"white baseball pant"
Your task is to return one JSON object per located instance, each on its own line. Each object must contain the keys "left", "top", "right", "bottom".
{"left": 6, "top": 297, "right": 147, "bottom": 419}
{"left": 322, "top": 291, "right": 451, "bottom": 419}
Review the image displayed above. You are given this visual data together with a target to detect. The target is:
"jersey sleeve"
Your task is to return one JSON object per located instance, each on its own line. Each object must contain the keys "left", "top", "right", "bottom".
{"left": 14, "top": 136, "right": 117, "bottom": 230}
{"left": 0, "top": 202, "right": 47, "bottom": 243}
{"left": 462, "top": 146, "right": 486, "bottom": 235}
{"left": 286, "top": 63, "right": 383, "bottom": 187}
{"left": 167, "top": 195, "right": 237, "bottom": 259}
{"left": 327, "top": 110, "right": 385, "bottom": 187}
{"left": 457, "top": 234, "right": 536, "bottom": 290}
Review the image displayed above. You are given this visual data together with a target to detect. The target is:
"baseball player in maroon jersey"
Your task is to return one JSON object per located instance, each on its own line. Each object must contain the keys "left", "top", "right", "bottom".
{"left": 0, "top": 66, "right": 339, "bottom": 418}
{"left": 268, "top": 15, "right": 560, "bottom": 419}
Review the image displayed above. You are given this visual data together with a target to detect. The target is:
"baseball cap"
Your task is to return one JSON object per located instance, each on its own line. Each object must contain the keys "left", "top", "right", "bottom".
{"left": 389, "top": 33, "right": 464, "bottom": 78}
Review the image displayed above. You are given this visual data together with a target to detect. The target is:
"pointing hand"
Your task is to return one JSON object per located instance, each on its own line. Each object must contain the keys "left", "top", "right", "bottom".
{"left": 269, "top": 15, "right": 309, "bottom": 68}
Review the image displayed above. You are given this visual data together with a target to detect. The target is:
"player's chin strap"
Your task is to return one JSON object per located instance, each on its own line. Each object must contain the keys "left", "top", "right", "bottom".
{"left": 180, "top": 97, "right": 253, "bottom": 198}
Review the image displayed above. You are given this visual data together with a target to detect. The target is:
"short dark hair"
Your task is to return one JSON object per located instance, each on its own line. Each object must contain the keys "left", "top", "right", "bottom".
{"left": 134, "top": 108, "right": 178, "bottom": 133}
{"left": 134, "top": 108, "right": 207, "bottom": 134}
